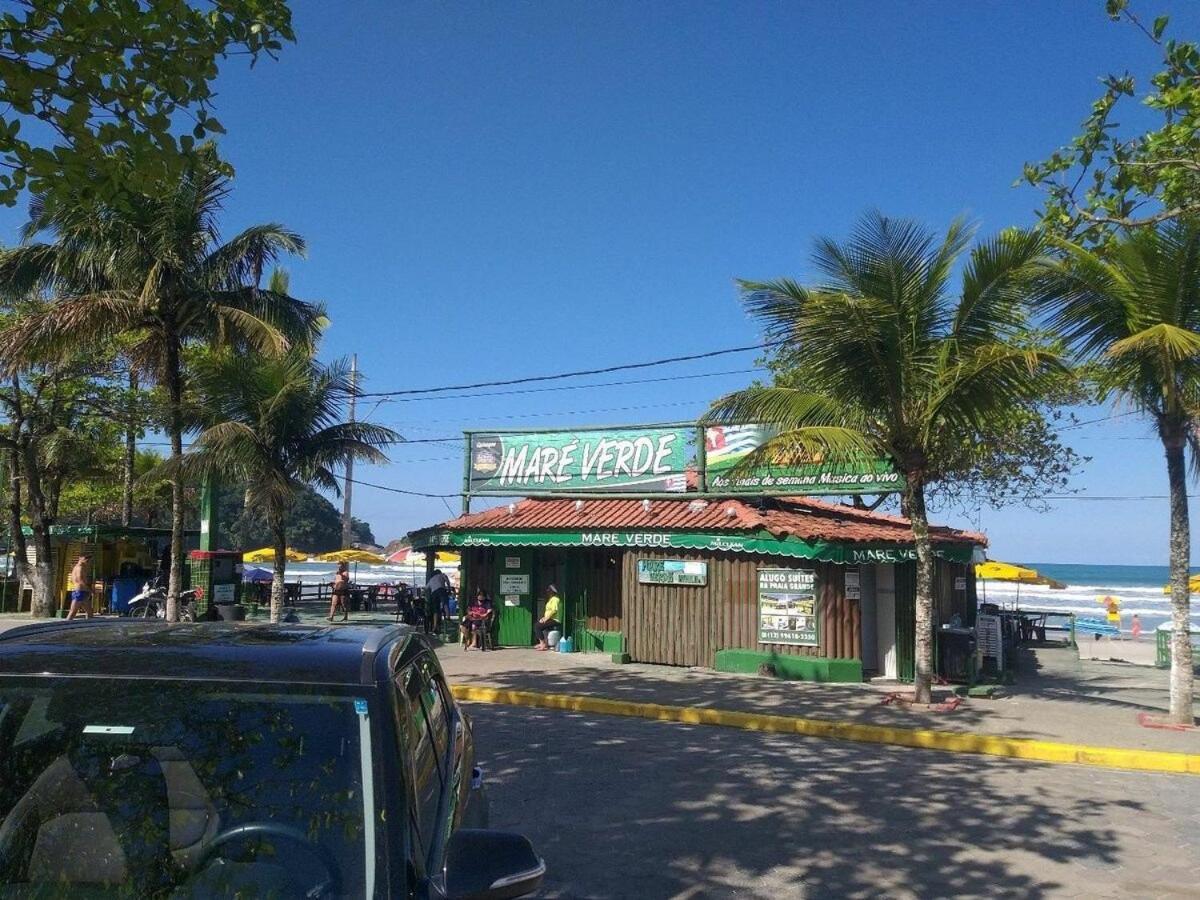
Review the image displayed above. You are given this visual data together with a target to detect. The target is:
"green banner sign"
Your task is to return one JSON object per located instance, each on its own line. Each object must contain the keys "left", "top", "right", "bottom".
{"left": 704, "top": 425, "right": 901, "bottom": 495}
{"left": 636, "top": 558, "right": 708, "bottom": 586}
{"left": 411, "top": 528, "right": 975, "bottom": 565}
{"left": 468, "top": 428, "right": 693, "bottom": 494}
{"left": 758, "top": 568, "right": 819, "bottom": 646}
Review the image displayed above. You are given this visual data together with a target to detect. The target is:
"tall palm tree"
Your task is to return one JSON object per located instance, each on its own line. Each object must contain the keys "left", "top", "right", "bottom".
{"left": 706, "top": 213, "right": 1060, "bottom": 703}
{"left": 184, "top": 349, "right": 398, "bottom": 623}
{"left": 0, "top": 147, "right": 320, "bottom": 619}
{"left": 1035, "top": 222, "right": 1200, "bottom": 724}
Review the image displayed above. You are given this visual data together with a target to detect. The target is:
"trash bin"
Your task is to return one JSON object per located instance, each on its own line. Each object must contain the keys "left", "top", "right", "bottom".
{"left": 110, "top": 577, "right": 142, "bottom": 615}
{"left": 937, "top": 627, "right": 977, "bottom": 683}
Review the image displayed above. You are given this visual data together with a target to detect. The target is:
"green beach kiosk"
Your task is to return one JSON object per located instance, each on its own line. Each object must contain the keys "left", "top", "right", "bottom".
{"left": 409, "top": 494, "right": 984, "bottom": 683}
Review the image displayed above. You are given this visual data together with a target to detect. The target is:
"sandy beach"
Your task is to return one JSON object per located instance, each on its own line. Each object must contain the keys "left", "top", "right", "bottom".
{"left": 1078, "top": 635, "right": 1159, "bottom": 666}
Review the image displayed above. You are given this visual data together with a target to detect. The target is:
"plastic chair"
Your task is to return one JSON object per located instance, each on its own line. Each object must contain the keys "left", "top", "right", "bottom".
{"left": 479, "top": 612, "right": 497, "bottom": 651}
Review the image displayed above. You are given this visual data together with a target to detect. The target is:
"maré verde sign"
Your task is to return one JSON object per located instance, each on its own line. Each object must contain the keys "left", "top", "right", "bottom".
{"left": 636, "top": 558, "right": 708, "bottom": 586}
{"left": 413, "top": 528, "right": 974, "bottom": 565}
{"left": 704, "top": 425, "right": 901, "bottom": 495}
{"left": 468, "top": 428, "right": 691, "bottom": 495}
{"left": 463, "top": 423, "right": 901, "bottom": 499}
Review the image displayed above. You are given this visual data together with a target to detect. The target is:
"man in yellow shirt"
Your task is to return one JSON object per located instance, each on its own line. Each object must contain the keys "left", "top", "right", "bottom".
{"left": 535, "top": 584, "right": 562, "bottom": 651}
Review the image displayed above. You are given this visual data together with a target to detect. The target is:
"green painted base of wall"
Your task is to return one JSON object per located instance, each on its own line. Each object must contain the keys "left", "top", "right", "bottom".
{"left": 714, "top": 649, "right": 863, "bottom": 683}
{"left": 576, "top": 630, "right": 624, "bottom": 654}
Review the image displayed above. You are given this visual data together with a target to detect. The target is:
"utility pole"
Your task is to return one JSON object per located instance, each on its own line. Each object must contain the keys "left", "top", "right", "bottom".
{"left": 341, "top": 354, "right": 357, "bottom": 549}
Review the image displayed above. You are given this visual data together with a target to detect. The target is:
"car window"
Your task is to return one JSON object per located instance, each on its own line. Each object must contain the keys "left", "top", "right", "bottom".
{"left": 0, "top": 680, "right": 374, "bottom": 898}
{"left": 414, "top": 654, "right": 450, "bottom": 772}
{"left": 397, "top": 664, "right": 442, "bottom": 859}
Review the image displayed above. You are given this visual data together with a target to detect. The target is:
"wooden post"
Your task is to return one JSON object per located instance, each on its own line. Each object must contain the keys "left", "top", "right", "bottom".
{"left": 199, "top": 476, "right": 218, "bottom": 551}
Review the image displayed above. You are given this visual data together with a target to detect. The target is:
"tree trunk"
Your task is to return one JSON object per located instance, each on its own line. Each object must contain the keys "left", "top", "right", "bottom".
{"left": 270, "top": 508, "right": 287, "bottom": 625}
{"left": 4, "top": 446, "right": 29, "bottom": 609}
{"left": 1164, "top": 438, "right": 1195, "bottom": 724}
{"left": 122, "top": 369, "right": 138, "bottom": 527}
{"left": 164, "top": 336, "right": 185, "bottom": 623}
{"left": 19, "top": 437, "right": 56, "bottom": 619}
{"left": 904, "top": 470, "right": 936, "bottom": 704}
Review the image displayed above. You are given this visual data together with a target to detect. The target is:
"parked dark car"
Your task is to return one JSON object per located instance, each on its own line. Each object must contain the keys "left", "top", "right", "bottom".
{"left": 0, "top": 621, "right": 544, "bottom": 898}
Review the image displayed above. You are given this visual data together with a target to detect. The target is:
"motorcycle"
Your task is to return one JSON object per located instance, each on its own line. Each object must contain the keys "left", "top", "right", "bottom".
{"left": 127, "top": 577, "right": 204, "bottom": 622}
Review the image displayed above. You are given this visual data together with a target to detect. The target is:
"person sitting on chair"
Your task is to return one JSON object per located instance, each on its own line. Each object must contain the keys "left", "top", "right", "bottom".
{"left": 461, "top": 589, "right": 494, "bottom": 650}
{"left": 534, "top": 584, "right": 561, "bottom": 651}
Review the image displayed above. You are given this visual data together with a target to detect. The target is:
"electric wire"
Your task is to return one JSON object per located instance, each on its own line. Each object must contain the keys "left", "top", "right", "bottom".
{"left": 354, "top": 340, "right": 783, "bottom": 398}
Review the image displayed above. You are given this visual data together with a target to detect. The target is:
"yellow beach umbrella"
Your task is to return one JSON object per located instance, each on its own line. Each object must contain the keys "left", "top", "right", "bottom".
{"left": 1162, "top": 574, "right": 1200, "bottom": 594}
{"left": 243, "top": 547, "right": 309, "bottom": 563}
{"left": 315, "top": 549, "right": 387, "bottom": 564}
{"left": 975, "top": 560, "right": 1040, "bottom": 583}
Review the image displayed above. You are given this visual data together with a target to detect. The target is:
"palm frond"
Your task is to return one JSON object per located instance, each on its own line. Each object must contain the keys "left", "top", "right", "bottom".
{"left": 1, "top": 293, "right": 145, "bottom": 371}
{"left": 954, "top": 228, "right": 1045, "bottom": 345}
{"left": 703, "top": 385, "right": 863, "bottom": 431}
{"left": 1108, "top": 322, "right": 1200, "bottom": 362}
{"left": 925, "top": 344, "right": 1065, "bottom": 441}
{"left": 204, "top": 225, "right": 307, "bottom": 290}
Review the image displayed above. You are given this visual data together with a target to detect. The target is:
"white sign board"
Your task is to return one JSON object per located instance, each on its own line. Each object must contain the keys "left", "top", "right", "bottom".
{"left": 504, "top": 595, "right": 520, "bottom": 607}
{"left": 212, "top": 583, "right": 236, "bottom": 604}
{"left": 844, "top": 570, "right": 861, "bottom": 600}
{"left": 954, "top": 576, "right": 967, "bottom": 591}
{"left": 499, "top": 573, "right": 530, "bottom": 595}
{"left": 505, "top": 556, "right": 522, "bottom": 569}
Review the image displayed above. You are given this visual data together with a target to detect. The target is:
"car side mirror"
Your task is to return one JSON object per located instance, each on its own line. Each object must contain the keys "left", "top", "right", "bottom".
{"left": 443, "top": 829, "right": 545, "bottom": 900}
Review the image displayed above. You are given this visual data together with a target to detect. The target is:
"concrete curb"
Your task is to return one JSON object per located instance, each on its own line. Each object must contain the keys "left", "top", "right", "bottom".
{"left": 451, "top": 684, "right": 1200, "bottom": 776}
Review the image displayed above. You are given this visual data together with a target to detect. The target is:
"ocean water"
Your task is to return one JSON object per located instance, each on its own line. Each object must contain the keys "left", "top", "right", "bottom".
{"left": 978, "top": 562, "right": 1199, "bottom": 634}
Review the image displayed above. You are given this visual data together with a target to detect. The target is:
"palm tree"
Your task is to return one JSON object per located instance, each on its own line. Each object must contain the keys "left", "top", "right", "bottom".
{"left": 183, "top": 348, "right": 397, "bottom": 623}
{"left": 0, "top": 147, "right": 321, "bottom": 619}
{"left": 705, "top": 212, "right": 1060, "bottom": 703}
{"left": 1034, "top": 222, "right": 1200, "bottom": 724}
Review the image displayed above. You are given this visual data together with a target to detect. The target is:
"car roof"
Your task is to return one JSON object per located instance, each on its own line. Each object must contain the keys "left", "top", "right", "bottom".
{"left": 0, "top": 620, "right": 420, "bottom": 686}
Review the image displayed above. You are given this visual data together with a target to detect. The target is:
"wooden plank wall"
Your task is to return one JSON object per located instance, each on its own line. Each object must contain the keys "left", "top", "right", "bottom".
{"left": 460, "top": 548, "right": 497, "bottom": 597}
{"left": 624, "top": 550, "right": 858, "bottom": 668}
{"left": 576, "top": 549, "right": 622, "bottom": 632}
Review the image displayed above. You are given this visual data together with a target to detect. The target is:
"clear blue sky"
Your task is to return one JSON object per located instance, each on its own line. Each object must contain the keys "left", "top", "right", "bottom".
{"left": 8, "top": 1, "right": 1200, "bottom": 564}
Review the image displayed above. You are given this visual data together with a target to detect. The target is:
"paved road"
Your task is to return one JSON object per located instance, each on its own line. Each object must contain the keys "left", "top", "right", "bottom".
{"left": 466, "top": 703, "right": 1200, "bottom": 899}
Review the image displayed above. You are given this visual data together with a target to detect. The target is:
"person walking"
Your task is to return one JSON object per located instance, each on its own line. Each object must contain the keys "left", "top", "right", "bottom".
{"left": 425, "top": 568, "right": 450, "bottom": 634}
{"left": 534, "top": 583, "right": 562, "bottom": 650}
{"left": 1131, "top": 613, "right": 1143, "bottom": 642}
{"left": 328, "top": 561, "right": 350, "bottom": 623}
{"left": 65, "top": 554, "right": 93, "bottom": 620}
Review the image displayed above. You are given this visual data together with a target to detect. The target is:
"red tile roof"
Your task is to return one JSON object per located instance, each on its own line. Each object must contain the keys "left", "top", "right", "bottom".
{"left": 430, "top": 495, "right": 985, "bottom": 547}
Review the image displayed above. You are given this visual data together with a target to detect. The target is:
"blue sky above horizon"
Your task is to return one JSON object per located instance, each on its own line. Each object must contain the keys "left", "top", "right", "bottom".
{"left": 4, "top": 1, "right": 1199, "bottom": 565}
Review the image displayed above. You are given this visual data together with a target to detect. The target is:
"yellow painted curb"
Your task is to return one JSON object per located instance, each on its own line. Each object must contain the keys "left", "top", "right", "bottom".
{"left": 450, "top": 684, "right": 1200, "bottom": 776}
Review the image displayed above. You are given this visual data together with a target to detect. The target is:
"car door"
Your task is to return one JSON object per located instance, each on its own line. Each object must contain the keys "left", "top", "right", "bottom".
{"left": 395, "top": 659, "right": 444, "bottom": 876}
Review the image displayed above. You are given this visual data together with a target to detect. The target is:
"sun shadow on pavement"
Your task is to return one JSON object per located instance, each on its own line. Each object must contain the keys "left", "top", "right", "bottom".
{"left": 468, "top": 702, "right": 1194, "bottom": 899}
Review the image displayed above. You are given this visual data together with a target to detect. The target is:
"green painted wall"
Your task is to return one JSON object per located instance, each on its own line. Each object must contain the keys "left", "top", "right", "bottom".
{"left": 576, "top": 630, "right": 624, "bottom": 654}
{"left": 714, "top": 649, "right": 863, "bottom": 683}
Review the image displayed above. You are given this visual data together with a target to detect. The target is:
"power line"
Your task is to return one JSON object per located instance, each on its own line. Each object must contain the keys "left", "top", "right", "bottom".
{"left": 343, "top": 475, "right": 458, "bottom": 499}
{"left": 370, "top": 398, "right": 712, "bottom": 429}
{"left": 355, "top": 340, "right": 782, "bottom": 398}
{"left": 1042, "top": 494, "right": 1189, "bottom": 501}
{"left": 1052, "top": 410, "right": 1141, "bottom": 432}
{"left": 375, "top": 367, "right": 764, "bottom": 404}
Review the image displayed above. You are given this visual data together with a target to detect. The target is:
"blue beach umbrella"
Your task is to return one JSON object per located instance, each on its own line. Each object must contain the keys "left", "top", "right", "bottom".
{"left": 242, "top": 566, "right": 273, "bottom": 583}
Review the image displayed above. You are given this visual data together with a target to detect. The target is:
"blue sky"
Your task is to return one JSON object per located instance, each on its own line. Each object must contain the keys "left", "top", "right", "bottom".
{"left": 6, "top": 1, "right": 1199, "bottom": 564}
